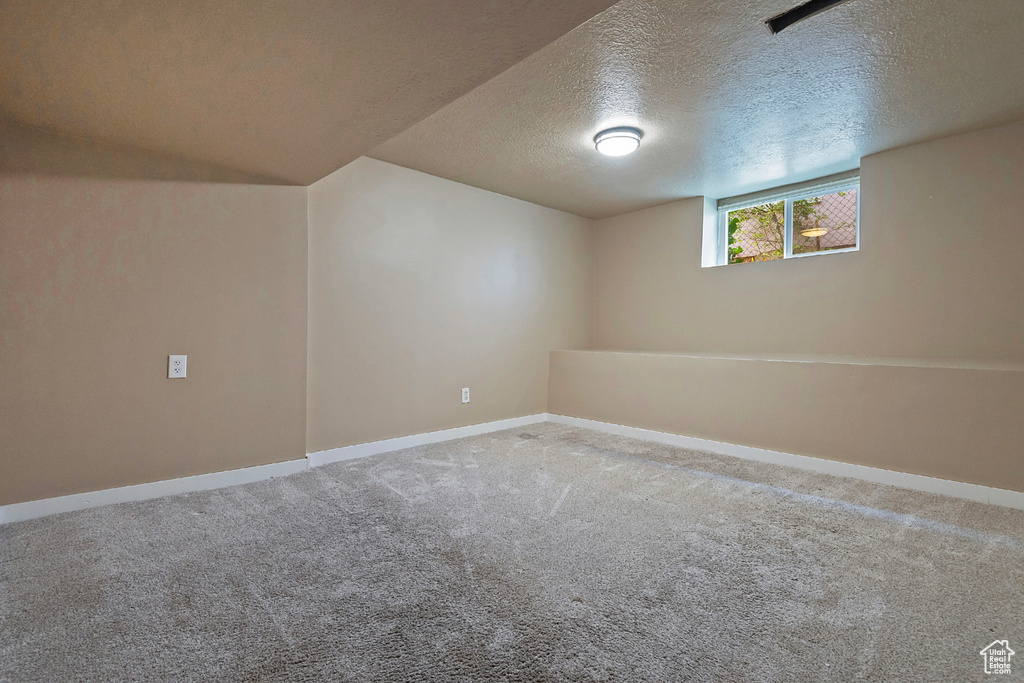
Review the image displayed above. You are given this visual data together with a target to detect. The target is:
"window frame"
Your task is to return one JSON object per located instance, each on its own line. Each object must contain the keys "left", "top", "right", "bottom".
{"left": 716, "top": 176, "right": 860, "bottom": 266}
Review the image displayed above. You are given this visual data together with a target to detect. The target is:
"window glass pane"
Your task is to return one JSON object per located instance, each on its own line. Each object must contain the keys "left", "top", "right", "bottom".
{"left": 727, "top": 201, "right": 785, "bottom": 264}
{"left": 792, "top": 188, "right": 858, "bottom": 255}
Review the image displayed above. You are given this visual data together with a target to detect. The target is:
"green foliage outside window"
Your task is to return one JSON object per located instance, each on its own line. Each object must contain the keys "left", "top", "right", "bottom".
{"left": 727, "top": 192, "right": 852, "bottom": 263}
{"left": 727, "top": 200, "right": 785, "bottom": 264}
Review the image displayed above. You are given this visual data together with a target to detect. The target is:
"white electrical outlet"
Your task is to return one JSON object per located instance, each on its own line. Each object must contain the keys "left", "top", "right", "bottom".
{"left": 168, "top": 355, "right": 187, "bottom": 378}
{"left": 461, "top": 387, "right": 470, "bottom": 404}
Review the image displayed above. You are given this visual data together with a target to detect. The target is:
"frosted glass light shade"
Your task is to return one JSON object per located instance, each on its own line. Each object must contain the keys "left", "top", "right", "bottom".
{"left": 594, "top": 127, "right": 642, "bottom": 156}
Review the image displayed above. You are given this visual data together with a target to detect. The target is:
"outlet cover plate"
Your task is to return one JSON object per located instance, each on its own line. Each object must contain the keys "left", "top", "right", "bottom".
{"left": 168, "top": 355, "right": 187, "bottom": 378}
{"left": 461, "top": 387, "right": 470, "bottom": 404}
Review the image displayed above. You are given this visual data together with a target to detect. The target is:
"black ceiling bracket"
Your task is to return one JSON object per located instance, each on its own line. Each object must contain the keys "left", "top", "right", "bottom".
{"left": 764, "top": 0, "right": 856, "bottom": 35}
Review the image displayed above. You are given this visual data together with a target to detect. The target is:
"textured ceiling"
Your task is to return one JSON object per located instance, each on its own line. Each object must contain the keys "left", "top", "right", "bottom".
{"left": 372, "top": 0, "right": 1024, "bottom": 218}
{"left": 0, "top": 0, "right": 618, "bottom": 185}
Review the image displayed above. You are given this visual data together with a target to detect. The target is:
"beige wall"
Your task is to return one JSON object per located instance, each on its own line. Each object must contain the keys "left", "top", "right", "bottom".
{"left": 307, "top": 158, "right": 592, "bottom": 453}
{"left": 594, "top": 119, "right": 1024, "bottom": 362}
{"left": 552, "top": 120, "right": 1024, "bottom": 490}
{"left": 0, "top": 122, "right": 308, "bottom": 505}
{"left": 6, "top": 114, "right": 1022, "bottom": 504}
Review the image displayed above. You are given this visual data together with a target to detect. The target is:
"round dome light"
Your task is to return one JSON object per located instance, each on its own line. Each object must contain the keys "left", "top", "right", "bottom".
{"left": 594, "top": 127, "right": 642, "bottom": 157}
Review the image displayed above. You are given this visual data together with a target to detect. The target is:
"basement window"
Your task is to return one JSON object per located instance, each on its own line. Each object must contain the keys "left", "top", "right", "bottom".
{"left": 710, "top": 171, "right": 859, "bottom": 266}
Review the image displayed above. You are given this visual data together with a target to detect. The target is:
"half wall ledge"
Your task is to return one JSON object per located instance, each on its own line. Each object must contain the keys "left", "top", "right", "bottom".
{"left": 548, "top": 349, "right": 1024, "bottom": 494}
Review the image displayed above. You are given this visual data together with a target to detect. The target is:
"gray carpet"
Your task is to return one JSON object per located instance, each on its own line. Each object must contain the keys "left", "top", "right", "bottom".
{"left": 2, "top": 423, "right": 1022, "bottom": 682}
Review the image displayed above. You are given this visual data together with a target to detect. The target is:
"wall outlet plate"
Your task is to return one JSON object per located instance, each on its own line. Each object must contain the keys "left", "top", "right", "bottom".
{"left": 461, "top": 387, "right": 470, "bottom": 404}
{"left": 168, "top": 355, "right": 187, "bottom": 378}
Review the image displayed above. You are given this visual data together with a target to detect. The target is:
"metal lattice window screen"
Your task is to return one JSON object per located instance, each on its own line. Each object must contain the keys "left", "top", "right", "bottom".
{"left": 724, "top": 183, "right": 858, "bottom": 265}
{"left": 728, "top": 201, "right": 785, "bottom": 264}
{"left": 792, "top": 189, "right": 858, "bottom": 254}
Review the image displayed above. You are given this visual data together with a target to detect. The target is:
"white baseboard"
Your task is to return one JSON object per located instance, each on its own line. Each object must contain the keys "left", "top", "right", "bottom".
{"left": 547, "top": 414, "right": 1024, "bottom": 511}
{"left": 5, "top": 411, "right": 1021, "bottom": 524}
{"left": 0, "top": 459, "right": 309, "bottom": 525}
{"left": 307, "top": 413, "right": 549, "bottom": 467}
{"left": 0, "top": 414, "right": 549, "bottom": 525}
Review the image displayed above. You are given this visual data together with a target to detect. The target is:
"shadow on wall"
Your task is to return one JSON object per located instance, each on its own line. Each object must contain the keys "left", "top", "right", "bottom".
{"left": 0, "top": 116, "right": 296, "bottom": 186}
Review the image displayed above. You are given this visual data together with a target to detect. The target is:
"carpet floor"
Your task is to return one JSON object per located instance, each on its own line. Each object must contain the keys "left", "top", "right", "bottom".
{"left": 2, "top": 423, "right": 1022, "bottom": 681}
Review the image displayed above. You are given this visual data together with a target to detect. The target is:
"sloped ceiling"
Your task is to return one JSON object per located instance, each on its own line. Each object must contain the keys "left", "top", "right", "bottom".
{"left": 372, "top": 0, "right": 1024, "bottom": 218}
{"left": 0, "top": 0, "right": 618, "bottom": 185}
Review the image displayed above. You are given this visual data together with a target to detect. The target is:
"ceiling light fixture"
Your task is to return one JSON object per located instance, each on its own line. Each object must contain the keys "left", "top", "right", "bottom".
{"left": 594, "top": 127, "right": 643, "bottom": 157}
